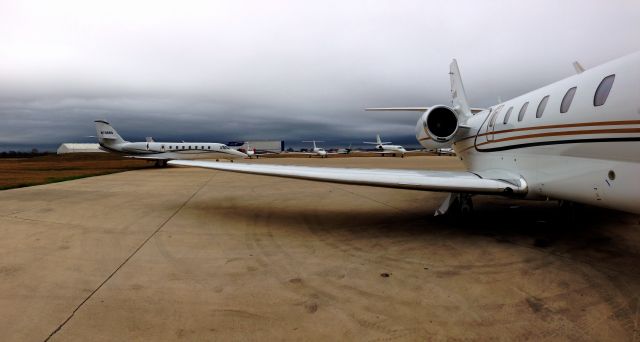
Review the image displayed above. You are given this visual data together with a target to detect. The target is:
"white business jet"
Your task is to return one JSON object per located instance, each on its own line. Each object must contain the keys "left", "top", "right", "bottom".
{"left": 241, "top": 143, "right": 279, "bottom": 159}
{"left": 300, "top": 140, "right": 329, "bottom": 158}
{"left": 337, "top": 144, "right": 354, "bottom": 154}
{"left": 363, "top": 134, "right": 407, "bottom": 157}
{"left": 95, "top": 120, "right": 246, "bottom": 166}
{"left": 169, "top": 52, "right": 640, "bottom": 215}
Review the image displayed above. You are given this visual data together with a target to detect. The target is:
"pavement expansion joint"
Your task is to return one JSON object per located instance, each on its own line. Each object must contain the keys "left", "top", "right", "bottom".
{"left": 42, "top": 175, "right": 215, "bottom": 342}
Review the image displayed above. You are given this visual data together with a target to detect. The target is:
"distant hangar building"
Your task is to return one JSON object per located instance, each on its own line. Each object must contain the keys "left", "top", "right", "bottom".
{"left": 227, "top": 140, "right": 284, "bottom": 153}
{"left": 57, "top": 143, "right": 104, "bottom": 154}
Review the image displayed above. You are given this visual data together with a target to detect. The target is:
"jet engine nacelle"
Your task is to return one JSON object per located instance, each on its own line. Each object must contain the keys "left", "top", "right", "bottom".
{"left": 415, "top": 105, "right": 460, "bottom": 149}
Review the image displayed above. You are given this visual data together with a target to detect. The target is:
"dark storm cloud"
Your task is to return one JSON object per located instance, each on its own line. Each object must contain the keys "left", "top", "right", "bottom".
{"left": 1, "top": 0, "right": 639, "bottom": 150}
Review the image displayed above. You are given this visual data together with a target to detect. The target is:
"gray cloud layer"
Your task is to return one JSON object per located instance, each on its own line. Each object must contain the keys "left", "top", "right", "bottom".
{"left": 1, "top": 0, "right": 639, "bottom": 150}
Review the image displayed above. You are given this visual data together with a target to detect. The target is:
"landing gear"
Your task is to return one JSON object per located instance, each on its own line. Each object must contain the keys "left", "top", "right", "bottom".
{"left": 435, "top": 193, "right": 474, "bottom": 216}
{"left": 459, "top": 194, "right": 474, "bottom": 215}
{"left": 558, "top": 200, "right": 579, "bottom": 223}
{"left": 154, "top": 160, "right": 169, "bottom": 167}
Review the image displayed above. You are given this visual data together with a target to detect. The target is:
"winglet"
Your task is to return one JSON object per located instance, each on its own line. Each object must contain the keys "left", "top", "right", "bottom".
{"left": 450, "top": 59, "right": 472, "bottom": 117}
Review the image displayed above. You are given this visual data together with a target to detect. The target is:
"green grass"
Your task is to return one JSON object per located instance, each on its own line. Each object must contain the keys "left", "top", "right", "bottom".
{"left": 0, "top": 170, "right": 129, "bottom": 191}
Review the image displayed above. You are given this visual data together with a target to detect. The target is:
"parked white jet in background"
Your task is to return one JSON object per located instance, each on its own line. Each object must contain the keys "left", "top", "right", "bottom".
{"left": 300, "top": 140, "right": 329, "bottom": 158}
{"left": 337, "top": 144, "right": 354, "bottom": 154}
{"left": 434, "top": 147, "right": 456, "bottom": 156}
{"left": 95, "top": 120, "right": 246, "bottom": 166}
{"left": 170, "top": 52, "right": 640, "bottom": 215}
{"left": 363, "top": 134, "right": 407, "bottom": 157}
{"left": 240, "top": 143, "right": 280, "bottom": 159}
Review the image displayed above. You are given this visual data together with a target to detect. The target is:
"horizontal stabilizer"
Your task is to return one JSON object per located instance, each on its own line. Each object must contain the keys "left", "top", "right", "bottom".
{"left": 366, "top": 107, "right": 429, "bottom": 111}
{"left": 366, "top": 107, "right": 486, "bottom": 114}
{"left": 168, "top": 160, "right": 528, "bottom": 195}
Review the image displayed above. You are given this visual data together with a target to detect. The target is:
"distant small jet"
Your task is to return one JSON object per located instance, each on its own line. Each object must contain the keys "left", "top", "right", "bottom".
{"left": 337, "top": 143, "right": 353, "bottom": 154}
{"left": 299, "top": 140, "right": 329, "bottom": 158}
{"left": 435, "top": 147, "right": 456, "bottom": 156}
{"left": 240, "top": 142, "right": 280, "bottom": 159}
{"left": 245, "top": 144, "right": 256, "bottom": 158}
{"left": 363, "top": 134, "right": 407, "bottom": 157}
{"left": 94, "top": 120, "right": 246, "bottom": 166}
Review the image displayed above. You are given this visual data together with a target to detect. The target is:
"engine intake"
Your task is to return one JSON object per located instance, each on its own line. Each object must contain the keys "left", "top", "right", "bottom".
{"left": 424, "top": 105, "right": 459, "bottom": 142}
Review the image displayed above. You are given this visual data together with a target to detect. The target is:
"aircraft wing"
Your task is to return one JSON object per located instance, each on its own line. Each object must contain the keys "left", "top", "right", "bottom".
{"left": 167, "top": 160, "right": 527, "bottom": 195}
{"left": 124, "top": 155, "right": 167, "bottom": 160}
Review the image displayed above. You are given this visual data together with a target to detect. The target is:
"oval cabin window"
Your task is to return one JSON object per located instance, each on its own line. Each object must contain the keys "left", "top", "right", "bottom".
{"left": 560, "top": 87, "right": 577, "bottom": 113}
{"left": 518, "top": 102, "right": 529, "bottom": 122}
{"left": 536, "top": 95, "right": 550, "bottom": 118}
{"left": 503, "top": 107, "right": 513, "bottom": 125}
{"left": 594, "top": 74, "right": 615, "bottom": 106}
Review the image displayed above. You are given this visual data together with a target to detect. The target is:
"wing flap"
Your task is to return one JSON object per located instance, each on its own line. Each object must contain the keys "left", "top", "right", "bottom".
{"left": 168, "top": 160, "right": 527, "bottom": 195}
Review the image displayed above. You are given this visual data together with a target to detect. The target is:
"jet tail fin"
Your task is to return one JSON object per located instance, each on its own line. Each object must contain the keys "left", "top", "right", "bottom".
{"left": 365, "top": 60, "right": 484, "bottom": 117}
{"left": 95, "top": 120, "right": 126, "bottom": 145}
{"left": 450, "top": 59, "right": 472, "bottom": 118}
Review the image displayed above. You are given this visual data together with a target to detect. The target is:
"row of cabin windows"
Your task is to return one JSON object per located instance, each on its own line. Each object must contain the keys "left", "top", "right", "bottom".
{"left": 501, "top": 74, "right": 615, "bottom": 125}
{"left": 161, "top": 145, "right": 213, "bottom": 150}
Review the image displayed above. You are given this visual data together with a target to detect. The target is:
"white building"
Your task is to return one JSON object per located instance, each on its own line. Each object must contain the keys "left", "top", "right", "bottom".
{"left": 57, "top": 143, "right": 104, "bottom": 154}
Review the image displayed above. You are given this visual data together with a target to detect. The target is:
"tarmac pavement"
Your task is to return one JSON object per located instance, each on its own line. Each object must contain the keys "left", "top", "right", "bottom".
{"left": 0, "top": 156, "right": 639, "bottom": 341}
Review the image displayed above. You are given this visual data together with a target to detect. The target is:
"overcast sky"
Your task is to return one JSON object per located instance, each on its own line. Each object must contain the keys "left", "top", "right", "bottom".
{"left": 1, "top": 0, "right": 639, "bottom": 150}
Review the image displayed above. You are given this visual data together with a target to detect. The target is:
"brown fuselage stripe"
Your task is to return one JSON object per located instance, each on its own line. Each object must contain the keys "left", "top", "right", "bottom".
{"left": 456, "top": 128, "right": 640, "bottom": 153}
{"left": 454, "top": 119, "right": 640, "bottom": 143}
{"left": 477, "top": 127, "right": 640, "bottom": 146}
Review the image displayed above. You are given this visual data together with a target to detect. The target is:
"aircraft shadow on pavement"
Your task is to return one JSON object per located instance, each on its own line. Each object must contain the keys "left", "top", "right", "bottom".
{"left": 191, "top": 197, "right": 640, "bottom": 280}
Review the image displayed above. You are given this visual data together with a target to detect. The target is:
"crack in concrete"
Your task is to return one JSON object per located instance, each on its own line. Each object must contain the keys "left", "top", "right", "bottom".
{"left": 42, "top": 174, "right": 215, "bottom": 342}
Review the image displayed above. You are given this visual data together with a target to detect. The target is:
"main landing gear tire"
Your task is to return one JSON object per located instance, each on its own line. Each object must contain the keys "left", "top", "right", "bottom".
{"left": 435, "top": 193, "right": 474, "bottom": 217}
{"left": 459, "top": 197, "right": 474, "bottom": 215}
